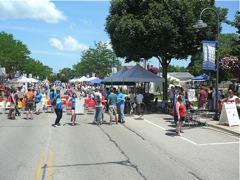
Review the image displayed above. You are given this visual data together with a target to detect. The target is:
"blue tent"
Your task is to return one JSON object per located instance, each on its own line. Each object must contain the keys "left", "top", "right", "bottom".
{"left": 88, "top": 77, "right": 102, "bottom": 84}
{"left": 192, "top": 73, "right": 210, "bottom": 81}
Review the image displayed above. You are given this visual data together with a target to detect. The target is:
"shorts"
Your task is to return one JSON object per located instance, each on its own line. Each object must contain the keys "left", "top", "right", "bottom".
{"left": 174, "top": 116, "right": 186, "bottom": 122}
{"left": 109, "top": 105, "right": 117, "bottom": 116}
{"left": 26, "top": 101, "right": 34, "bottom": 111}
{"left": 72, "top": 107, "right": 75, "bottom": 110}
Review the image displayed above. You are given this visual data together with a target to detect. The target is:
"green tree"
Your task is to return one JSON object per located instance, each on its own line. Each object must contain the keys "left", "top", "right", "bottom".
{"left": 159, "top": 64, "right": 187, "bottom": 72}
{"left": 72, "top": 42, "right": 121, "bottom": 79}
{"left": 58, "top": 68, "right": 73, "bottom": 82}
{"left": 0, "top": 31, "right": 52, "bottom": 80}
{"left": 105, "top": 0, "right": 227, "bottom": 101}
{"left": 0, "top": 31, "right": 30, "bottom": 74}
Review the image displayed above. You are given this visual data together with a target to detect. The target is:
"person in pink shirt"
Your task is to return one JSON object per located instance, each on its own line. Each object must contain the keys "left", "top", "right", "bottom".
{"left": 67, "top": 86, "right": 73, "bottom": 96}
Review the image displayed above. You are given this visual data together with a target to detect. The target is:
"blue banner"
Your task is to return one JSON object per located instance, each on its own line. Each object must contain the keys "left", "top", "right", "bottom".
{"left": 202, "top": 40, "right": 216, "bottom": 70}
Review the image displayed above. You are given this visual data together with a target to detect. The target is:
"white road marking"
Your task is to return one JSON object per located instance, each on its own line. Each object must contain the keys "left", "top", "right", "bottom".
{"left": 180, "top": 137, "right": 198, "bottom": 145}
{"left": 198, "top": 142, "right": 240, "bottom": 146}
{"left": 145, "top": 120, "right": 166, "bottom": 130}
{"left": 144, "top": 119, "right": 239, "bottom": 146}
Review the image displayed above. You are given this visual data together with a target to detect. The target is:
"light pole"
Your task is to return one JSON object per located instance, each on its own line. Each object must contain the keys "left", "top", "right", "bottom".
{"left": 193, "top": 8, "right": 220, "bottom": 120}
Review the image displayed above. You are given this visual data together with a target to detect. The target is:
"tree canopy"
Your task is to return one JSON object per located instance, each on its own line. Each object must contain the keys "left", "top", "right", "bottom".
{"left": 72, "top": 42, "right": 121, "bottom": 79}
{"left": 105, "top": 0, "right": 227, "bottom": 101}
{"left": 0, "top": 31, "right": 53, "bottom": 80}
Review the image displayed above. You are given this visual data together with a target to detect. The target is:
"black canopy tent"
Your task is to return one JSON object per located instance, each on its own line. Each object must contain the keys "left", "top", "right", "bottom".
{"left": 104, "top": 64, "right": 165, "bottom": 83}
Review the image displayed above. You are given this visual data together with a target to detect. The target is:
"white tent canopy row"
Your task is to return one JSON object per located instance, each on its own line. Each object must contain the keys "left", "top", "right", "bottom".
{"left": 16, "top": 75, "right": 39, "bottom": 83}
{"left": 69, "top": 76, "right": 89, "bottom": 83}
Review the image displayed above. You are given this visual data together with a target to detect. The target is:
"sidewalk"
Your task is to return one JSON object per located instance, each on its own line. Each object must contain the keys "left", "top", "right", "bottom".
{"left": 198, "top": 115, "right": 240, "bottom": 136}
{"left": 186, "top": 109, "right": 240, "bottom": 136}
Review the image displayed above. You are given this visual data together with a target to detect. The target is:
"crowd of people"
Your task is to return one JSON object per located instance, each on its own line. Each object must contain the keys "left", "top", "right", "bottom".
{"left": 1, "top": 81, "right": 239, "bottom": 134}
{"left": 168, "top": 85, "right": 240, "bottom": 136}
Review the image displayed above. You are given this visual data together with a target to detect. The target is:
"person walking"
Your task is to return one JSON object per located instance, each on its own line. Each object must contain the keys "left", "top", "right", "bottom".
{"left": 174, "top": 95, "right": 186, "bottom": 136}
{"left": 93, "top": 88, "right": 103, "bottom": 125}
{"left": 8, "top": 88, "right": 16, "bottom": 119}
{"left": 24, "top": 88, "right": 36, "bottom": 120}
{"left": 116, "top": 88, "right": 125, "bottom": 124}
{"left": 108, "top": 88, "right": 118, "bottom": 124}
{"left": 68, "top": 92, "right": 77, "bottom": 126}
{"left": 129, "top": 91, "right": 135, "bottom": 113}
{"left": 198, "top": 86, "right": 207, "bottom": 109}
{"left": 52, "top": 94, "right": 64, "bottom": 127}
{"left": 14, "top": 88, "right": 21, "bottom": 116}
{"left": 207, "top": 87, "right": 213, "bottom": 110}
{"left": 35, "top": 89, "right": 42, "bottom": 115}
{"left": 136, "top": 91, "right": 144, "bottom": 115}
{"left": 104, "top": 88, "right": 110, "bottom": 113}
{"left": 49, "top": 89, "right": 56, "bottom": 113}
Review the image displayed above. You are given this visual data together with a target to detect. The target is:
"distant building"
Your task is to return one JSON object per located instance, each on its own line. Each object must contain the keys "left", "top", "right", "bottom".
{"left": 167, "top": 72, "right": 193, "bottom": 87}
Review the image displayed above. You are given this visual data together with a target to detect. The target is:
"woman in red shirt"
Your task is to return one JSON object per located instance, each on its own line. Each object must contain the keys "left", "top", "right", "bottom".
{"left": 174, "top": 95, "right": 186, "bottom": 136}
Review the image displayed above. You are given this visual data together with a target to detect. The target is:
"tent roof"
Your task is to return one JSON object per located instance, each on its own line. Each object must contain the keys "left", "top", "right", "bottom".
{"left": 105, "top": 64, "right": 165, "bottom": 83}
{"left": 104, "top": 66, "right": 129, "bottom": 82}
{"left": 192, "top": 73, "right": 210, "bottom": 81}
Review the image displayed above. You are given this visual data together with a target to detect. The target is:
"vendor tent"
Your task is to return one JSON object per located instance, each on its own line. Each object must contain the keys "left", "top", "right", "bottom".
{"left": 28, "top": 77, "right": 39, "bottom": 83}
{"left": 87, "top": 77, "right": 102, "bottom": 84}
{"left": 79, "top": 76, "right": 88, "bottom": 82}
{"left": 105, "top": 64, "right": 165, "bottom": 83}
{"left": 17, "top": 75, "right": 31, "bottom": 83}
{"left": 104, "top": 66, "right": 129, "bottom": 82}
{"left": 192, "top": 73, "right": 210, "bottom": 81}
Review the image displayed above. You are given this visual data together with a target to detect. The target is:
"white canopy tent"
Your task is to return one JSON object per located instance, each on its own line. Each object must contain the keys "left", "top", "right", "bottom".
{"left": 17, "top": 75, "right": 31, "bottom": 83}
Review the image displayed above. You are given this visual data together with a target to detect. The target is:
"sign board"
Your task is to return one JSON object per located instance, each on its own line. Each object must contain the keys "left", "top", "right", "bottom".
{"left": 36, "top": 101, "right": 42, "bottom": 112}
{"left": 219, "top": 102, "right": 240, "bottom": 127}
{"left": 75, "top": 98, "right": 84, "bottom": 114}
{"left": 188, "top": 89, "right": 196, "bottom": 102}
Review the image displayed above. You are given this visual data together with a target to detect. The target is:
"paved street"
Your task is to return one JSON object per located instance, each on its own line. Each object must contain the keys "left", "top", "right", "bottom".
{"left": 0, "top": 108, "right": 239, "bottom": 180}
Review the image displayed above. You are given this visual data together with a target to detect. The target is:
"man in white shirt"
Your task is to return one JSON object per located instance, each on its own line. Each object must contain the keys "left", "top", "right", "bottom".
{"left": 93, "top": 88, "right": 102, "bottom": 125}
{"left": 136, "top": 91, "right": 144, "bottom": 114}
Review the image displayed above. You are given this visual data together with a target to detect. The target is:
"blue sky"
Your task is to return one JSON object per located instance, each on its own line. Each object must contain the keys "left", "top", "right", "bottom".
{"left": 0, "top": 0, "right": 239, "bottom": 73}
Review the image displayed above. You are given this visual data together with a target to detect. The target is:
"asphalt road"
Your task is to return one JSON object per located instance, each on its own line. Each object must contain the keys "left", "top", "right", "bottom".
{"left": 0, "top": 108, "right": 239, "bottom": 180}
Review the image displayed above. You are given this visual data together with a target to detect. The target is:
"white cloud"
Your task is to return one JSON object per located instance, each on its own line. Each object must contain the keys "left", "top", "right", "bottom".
{"left": 0, "top": 0, "right": 66, "bottom": 23}
{"left": 49, "top": 36, "right": 89, "bottom": 51}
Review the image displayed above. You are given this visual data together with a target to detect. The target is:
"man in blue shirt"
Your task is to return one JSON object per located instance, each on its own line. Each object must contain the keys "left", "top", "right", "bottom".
{"left": 116, "top": 88, "right": 125, "bottom": 123}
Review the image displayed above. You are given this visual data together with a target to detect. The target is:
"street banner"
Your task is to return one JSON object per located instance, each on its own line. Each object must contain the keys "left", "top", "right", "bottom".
{"left": 202, "top": 40, "right": 216, "bottom": 70}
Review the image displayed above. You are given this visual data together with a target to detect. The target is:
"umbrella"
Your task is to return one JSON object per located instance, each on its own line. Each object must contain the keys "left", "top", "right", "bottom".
{"left": 55, "top": 80, "right": 61, "bottom": 83}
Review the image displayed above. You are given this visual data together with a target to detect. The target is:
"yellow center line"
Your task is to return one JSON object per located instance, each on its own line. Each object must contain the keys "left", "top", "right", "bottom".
{"left": 35, "top": 153, "right": 44, "bottom": 180}
{"left": 48, "top": 151, "right": 54, "bottom": 180}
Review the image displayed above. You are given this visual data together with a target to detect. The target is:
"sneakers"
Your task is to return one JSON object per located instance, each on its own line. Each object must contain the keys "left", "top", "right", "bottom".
{"left": 52, "top": 124, "right": 59, "bottom": 128}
